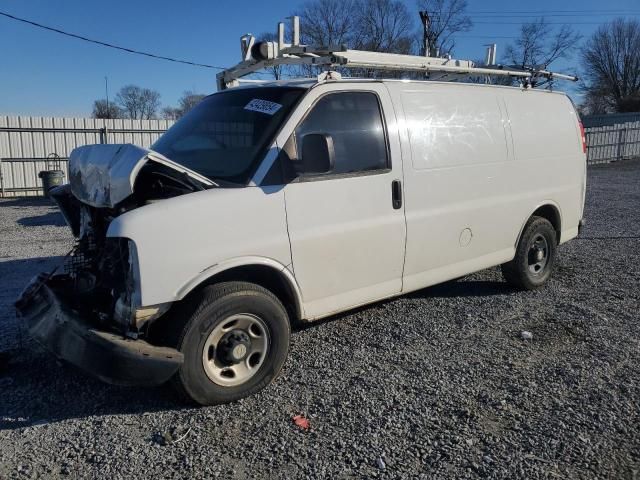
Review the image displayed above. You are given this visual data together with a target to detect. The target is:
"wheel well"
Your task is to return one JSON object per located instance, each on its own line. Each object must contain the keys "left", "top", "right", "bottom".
{"left": 531, "top": 204, "right": 561, "bottom": 243}
{"left": 194, "top": 265, "right": 300, "bottom": 322}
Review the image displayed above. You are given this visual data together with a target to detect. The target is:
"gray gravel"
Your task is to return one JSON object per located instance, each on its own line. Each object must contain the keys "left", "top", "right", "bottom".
{"left": 1, "top": 160, "right": 639, "bottom": 479}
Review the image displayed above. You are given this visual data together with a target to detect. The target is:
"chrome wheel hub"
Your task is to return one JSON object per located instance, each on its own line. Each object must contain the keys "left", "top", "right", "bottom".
{"left": 202, "top": 314, "right": 270, "bottom": 387}
{"left": 527, "top": 234, "right": 549, "bottom": 275}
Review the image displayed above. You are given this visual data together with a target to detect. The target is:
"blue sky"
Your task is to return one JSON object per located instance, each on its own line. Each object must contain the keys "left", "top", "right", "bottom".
{"left": 0, "top": 0, "right": 638, "bottom": 117}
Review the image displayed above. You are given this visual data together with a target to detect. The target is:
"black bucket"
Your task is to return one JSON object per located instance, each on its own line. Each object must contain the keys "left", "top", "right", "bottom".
{"left": 38, "top": 170, "right": 65, "bottom": 198}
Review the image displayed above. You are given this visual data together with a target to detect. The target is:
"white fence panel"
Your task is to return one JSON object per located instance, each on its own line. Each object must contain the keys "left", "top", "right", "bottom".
{"left": 583, "top": 113, "right": 640, "bottom": 165}
{"left": 0, "top": 116, "right": 174, "bottom": 196}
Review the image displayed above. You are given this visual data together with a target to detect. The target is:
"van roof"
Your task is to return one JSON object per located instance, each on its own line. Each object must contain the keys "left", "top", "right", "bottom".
{"left": 228, "top": 77, "right": 569, "bottom": 96}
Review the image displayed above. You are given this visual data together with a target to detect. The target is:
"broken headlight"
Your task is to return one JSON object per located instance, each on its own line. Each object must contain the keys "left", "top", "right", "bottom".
{"left": 112, "top": 239, "right": 169, "bottom": 332}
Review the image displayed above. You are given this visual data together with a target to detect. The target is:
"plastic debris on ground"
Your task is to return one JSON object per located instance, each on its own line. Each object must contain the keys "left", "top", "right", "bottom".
{"left": 521, "top": 331, "right": 533, "bottom": 340}
{"left": 292, "top": 414, "right": 310, "bottom": 430}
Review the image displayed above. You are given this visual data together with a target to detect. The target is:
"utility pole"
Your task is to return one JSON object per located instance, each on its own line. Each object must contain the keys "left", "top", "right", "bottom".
{"left": 105, "top": 76, "right": 110, "bottom": 118}
{"left": 419, "top": 11, "right": 431, "bottom": 57}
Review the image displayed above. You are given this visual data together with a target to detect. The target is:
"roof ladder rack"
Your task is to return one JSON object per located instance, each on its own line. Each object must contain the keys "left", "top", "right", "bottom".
{"left": 216, "top": 16, "right": 579, "bottom": 90}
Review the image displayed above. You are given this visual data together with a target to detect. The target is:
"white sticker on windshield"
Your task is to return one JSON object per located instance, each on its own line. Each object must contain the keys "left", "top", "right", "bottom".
{"left": 244, "top": 99, "right": 283, "bottom": 115}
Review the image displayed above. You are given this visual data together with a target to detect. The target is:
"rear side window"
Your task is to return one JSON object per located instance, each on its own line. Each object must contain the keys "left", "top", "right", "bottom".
{"left": 295, "top": 92, "right": 389, "bottom": 175}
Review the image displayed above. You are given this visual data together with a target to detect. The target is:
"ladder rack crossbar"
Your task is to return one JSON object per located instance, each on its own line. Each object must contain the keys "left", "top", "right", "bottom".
{"left": 331, "top": 53, "right": 529, "bottom": 78}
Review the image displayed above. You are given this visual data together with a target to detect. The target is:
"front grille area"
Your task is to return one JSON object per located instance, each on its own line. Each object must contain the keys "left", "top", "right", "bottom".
{"left": 64, "top": 236, "right": 98, "bottom": 276}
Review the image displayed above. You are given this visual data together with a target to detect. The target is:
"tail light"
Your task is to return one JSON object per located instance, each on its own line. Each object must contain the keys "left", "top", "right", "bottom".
{"left": 578, "top": 121, "right": 587, "bottom": 154}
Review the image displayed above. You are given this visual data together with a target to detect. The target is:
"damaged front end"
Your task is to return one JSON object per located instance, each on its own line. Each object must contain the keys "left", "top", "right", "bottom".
{"left": 15, "top": 273, "right": 182, "bottom": 386}
{"left": 49, "top": 185, "right": 169, "bottom": 334}
{"left": 14, "top": 144, "right": 212, "bottom": 385}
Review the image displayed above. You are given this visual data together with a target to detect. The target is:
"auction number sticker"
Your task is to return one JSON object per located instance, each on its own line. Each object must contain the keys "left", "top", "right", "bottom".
{"left": 244, "top": 99, "right": 283, "bottom": 115}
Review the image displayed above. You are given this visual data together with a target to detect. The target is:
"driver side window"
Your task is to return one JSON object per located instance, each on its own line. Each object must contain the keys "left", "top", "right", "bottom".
{"left": 294, "top": 91, "right": 389, "bottom": 176}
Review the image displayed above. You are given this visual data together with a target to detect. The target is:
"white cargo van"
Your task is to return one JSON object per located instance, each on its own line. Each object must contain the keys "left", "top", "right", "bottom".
{"left": 16, "top": 35, "right": 586, "bottom": 405}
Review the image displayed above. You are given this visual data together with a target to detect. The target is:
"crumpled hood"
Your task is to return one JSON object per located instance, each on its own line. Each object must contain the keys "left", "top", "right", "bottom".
{"left": 69, "top": 144, "right": 213, "bottom": 208}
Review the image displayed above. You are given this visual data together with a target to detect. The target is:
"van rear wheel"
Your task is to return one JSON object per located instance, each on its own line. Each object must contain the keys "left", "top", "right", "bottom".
{"left": 166, "top": 281, "right": 290, "bottom": 405}
{"left": 501, "top": 216, "right": 557, "bottom": 290}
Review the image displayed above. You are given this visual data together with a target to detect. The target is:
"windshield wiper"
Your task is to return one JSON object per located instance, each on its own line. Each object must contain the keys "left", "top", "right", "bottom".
{"left": 180, "top": 171, "right": 218, "bottom": 190}
{"left": 207, "top": 177, "right": 245, "bottom": 188}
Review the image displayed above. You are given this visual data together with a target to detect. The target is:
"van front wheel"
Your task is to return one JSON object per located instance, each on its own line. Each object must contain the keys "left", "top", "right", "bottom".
{"left": 501, "top": 216, "right": 557, "bottom": 290}
{"left": 167, "top": 282, "right": 290, "bottom": 405}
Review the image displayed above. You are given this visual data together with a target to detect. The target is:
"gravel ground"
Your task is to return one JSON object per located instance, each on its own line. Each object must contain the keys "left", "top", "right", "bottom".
{"left": 1, "top": 160, "right": 639, "bottom": 479}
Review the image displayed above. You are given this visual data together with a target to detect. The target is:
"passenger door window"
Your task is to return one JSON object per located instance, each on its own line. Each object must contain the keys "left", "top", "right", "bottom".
{"left": 294, "top": 92, "right": 389, "bottom": 176}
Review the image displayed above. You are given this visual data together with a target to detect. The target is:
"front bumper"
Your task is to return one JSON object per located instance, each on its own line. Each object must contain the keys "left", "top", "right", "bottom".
{"left": 15, "top": 275, "right": 183, "bottom": 386}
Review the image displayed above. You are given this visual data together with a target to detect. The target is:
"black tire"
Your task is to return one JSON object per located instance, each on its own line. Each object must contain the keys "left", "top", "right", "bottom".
{"left": 163, "top": 281, "right": 290, "bottom": 405}
{"left": 501, "top": 216, "right": 557, "bottom": 290}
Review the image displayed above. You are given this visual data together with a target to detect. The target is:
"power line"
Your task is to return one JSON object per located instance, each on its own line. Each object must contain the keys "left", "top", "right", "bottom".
{"left": 472, "top": 21, "right": 626, "bottom": 25}
{"left": 454, "top": 13, "right": 640, "bottom": 19}
{"left": 428, "top": 14, "right": 638, "bottom": 25}
{"left": 464, "top": 9, "right": 640, "bottom": 14}
{"left": 458, "top": 35, "right": 519, "bottom": 39}
{"left": 423, "top": 10, "right": 640, "bottom": 26}
{"left": 0, "top": 10, "right": 226, "bottom": 70}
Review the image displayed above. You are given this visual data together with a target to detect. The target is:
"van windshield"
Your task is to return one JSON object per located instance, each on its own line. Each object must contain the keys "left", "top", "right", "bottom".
{"left": 152, "top": 87, "right": 304, "bottom": 184}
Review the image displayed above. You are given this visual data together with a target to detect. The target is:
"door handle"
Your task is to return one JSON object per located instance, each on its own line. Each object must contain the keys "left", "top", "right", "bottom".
{"left": 391, "top": 179, "right": 402, "bottom": 209}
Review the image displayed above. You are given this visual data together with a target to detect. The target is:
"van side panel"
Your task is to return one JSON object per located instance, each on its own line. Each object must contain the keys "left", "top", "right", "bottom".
{"left": 389, "top": 82, "right": 584, "bottom": 294}
{"left": 391, "top": 83, "right": 516, "bottom": 293}
{"left": 501, "top": 89, "right": 585, "bottom": 243}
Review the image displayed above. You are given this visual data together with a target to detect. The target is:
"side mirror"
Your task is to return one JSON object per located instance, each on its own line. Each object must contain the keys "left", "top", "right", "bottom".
{"left": 300, "top": 133, "right": 335, "bottom": 175}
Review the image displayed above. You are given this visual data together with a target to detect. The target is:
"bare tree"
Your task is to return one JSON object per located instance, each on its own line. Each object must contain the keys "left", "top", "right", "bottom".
{"left": 416, "top": 0, "right": 472, "bottom": 56}
{"left": 177, "top": 90, "right": 206, "bottom": 114}
{"left": 283, "top": 0, "right": 360, "bottom": 78}
{"left": 504, "top": 18, "right": 581, "bottom": 70}
{"left": 293, "top": 0, "right": 414, "bottom": 78}
{"left": 162, "top": 90, "right": 206, "bottom": 120}
{"left": 298, "top": 0, "right": 413, "bottom": 52}
{"left": 140, "top": 88, "right": 161, "bottom": 120}
{"left": 355, "top": 0, "right": 413, "bottom": 54}
{"left": 298, "top": 0, "right": 360, "bottom": 47}
{"left": 582, "top": 18, "right": 640, "bottom": 113}
{"left": 161, "top": 106, "right": 181, "bottom": 120}
{"left": 116, "top": 85, "right": 161, "bottom": 119}
{"left": 92, "top": 99, "right": 121, "bottom": 119}
{"left": 579, "top": 90, "right": 611, "bottom": 116}
{"left": 116, "top": 85, "right": 143, "bottom": 119}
